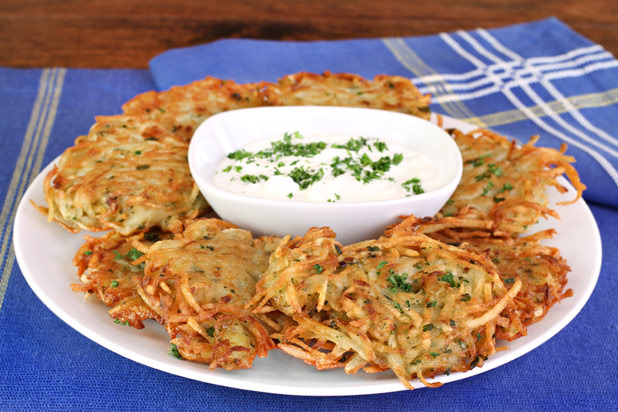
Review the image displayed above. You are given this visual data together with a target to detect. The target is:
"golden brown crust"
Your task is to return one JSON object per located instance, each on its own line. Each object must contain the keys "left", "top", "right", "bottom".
{"left": 262, "top": 71, "right": 431, "bottom": 120}
{"left": 418, "top": 128, "right": 585, "bottom": 238}
{"left": 43, "top": 72, "right": 431, "bottom": 236}
{"left": 51, "top": 72, "right": 586, "bottom": 388}
{"left": 43, "top": 120, "right": 208, "bottom": 235}
{"left": 251, "top": 227, "right": 520, "bottom": 389}
{"left": 137, "top": 218, "right": 280, "bottom": 370}
{"left": 122, "top": 77, "right": 266, "bottom": 141}
{"left": 387, "top": 216, "right": 571, "bottom": 341}
{"left": 71, "top": 229, "right": 171, "bottom": 328}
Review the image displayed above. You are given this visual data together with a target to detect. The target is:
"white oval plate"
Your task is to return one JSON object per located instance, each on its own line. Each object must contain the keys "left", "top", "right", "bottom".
{"left": 13, "top": 115, "right": 602, "bottom": 396}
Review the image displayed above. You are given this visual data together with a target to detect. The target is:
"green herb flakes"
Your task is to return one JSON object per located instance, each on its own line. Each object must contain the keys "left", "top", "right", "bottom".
{"left": 169, "top": 343, "right": 182, "bottom": 359}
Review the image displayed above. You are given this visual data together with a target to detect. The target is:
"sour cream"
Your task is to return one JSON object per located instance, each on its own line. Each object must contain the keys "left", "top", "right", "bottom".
{"left": 213, "top": 132, "right": 450, "bottom": 203}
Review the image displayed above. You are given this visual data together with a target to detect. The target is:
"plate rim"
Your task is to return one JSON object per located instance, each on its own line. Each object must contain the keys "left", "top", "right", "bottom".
{"left": 13, "top": 115, "right": 602, "bottom": 396}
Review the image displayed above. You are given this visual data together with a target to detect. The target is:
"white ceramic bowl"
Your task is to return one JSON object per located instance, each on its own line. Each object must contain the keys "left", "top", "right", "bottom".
{"left": 188, "top": 106, "right": 462, "bottom": 244}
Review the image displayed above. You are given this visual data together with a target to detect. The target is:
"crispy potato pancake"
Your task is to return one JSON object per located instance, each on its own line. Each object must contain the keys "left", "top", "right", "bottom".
{"left": 122, "top": 77, "right": 265, "bottom": 141}
{"left": 416, "top": 128, "right": 585, "bottom": 238}
{"left": 465, "top": 231, "right": 572, "bottom": 340}
{"left": 137, "top": 218, "right": 281, "bottom": 370}
{"left": 41, "top": 72, "right": 432, "bottom": 236}
{"left": 262, "top": 71, "right": 432, "bottom": 120}
{"left": 387, "top": 216, "right": 571, "bottom": 341}
{"left": 251, "top": 227, "right": 521, "bottom": 389}
{"left": 46, "top": 72, "right": 585, "bottom": 388}
{"left": 41, "top": 122, "right": 207, "bottom": 235}
{"left": 71, "top": 229, "right": 171, "bottom": 329}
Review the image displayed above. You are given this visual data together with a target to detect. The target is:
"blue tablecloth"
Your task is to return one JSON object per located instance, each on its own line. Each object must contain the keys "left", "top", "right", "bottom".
{"left": 1, "top": 18, "right": 617, "bottom": 411}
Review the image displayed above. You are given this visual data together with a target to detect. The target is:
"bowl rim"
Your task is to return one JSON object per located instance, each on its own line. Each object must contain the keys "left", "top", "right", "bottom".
{"left": 188, "top": 105, "right": 463, "bottom": 209}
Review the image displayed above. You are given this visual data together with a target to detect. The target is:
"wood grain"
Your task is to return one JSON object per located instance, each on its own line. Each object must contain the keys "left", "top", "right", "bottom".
{"left": 1, "top": 0, "right": 616, "bottom": 68}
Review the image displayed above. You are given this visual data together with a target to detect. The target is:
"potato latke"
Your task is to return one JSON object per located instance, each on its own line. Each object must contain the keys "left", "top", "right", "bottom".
{"left": 52, "top": 71, "right": 586, "bottom": 388}
{"left": 262, "top": 71, "right": 432, "bottom": 120}
{"left": 251, "top": 227, "right": 521, "bottom": 389}
{"left": 416, "top": 128, "right": 585, "bottom": 238}
{"left": 42, "top": 119, "right": 207, "bottom": 235}
{"left": 71, "top": 229, "right": 171, "bottom": 328}
{"left": 137, "top": 219, "right": 281, "bottom": 370}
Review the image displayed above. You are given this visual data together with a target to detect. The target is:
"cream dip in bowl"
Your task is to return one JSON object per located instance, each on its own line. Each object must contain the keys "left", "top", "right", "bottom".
{"left": 188, "top": 106, "right": 462, "bottom": 244}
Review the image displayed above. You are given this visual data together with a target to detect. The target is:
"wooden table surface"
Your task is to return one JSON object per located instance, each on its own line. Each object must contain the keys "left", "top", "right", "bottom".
{"left": 1, "top": 0, "right": 616, "bottom": 68}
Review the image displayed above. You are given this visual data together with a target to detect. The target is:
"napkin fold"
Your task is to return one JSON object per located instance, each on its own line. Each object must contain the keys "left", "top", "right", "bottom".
{"left": 151, "top": 17, "right": 618, "bottom": 208}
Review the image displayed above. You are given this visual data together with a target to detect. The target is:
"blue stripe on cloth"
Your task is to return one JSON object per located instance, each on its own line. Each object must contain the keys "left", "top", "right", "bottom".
{"left": 150, "top": 17, "right": 618, "bottom": 207}
{"left": 1, "top": 19, "right": 617, "bottom": 412}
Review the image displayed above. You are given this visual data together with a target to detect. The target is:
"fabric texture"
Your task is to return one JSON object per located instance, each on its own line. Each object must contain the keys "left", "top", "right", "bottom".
{"left": 152, "top": 17, "right": 618, "bottom": 208}
{"left": 1, "top": 18, "right": 617, "bottom": 411}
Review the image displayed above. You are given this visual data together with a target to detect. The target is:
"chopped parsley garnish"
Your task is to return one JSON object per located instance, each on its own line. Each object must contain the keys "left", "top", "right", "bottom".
{"left": 493, "top": 183, "right": 513, "bottom": 202}
{"left": 219, "top": 132, "right": 427, "bottom": 199}
{"left": 125, "top": 248, "right": 144, "bottom": 261}
{"left": 84, "top": 250, "right": 92, "bottom": 256}
{"left": 289, "top": 166, "right": 324, "bottom": 189}
{"left": 110, "top": 280, "right": 119, "bottom": 287}
{"left": 504, "top": 277, "right": 515, "bottom": 284}
{"left": 227, "top": 149, "right": 252, "bottom": 161}
{"left": 393, "top": 301, "right": 404, "bottom": 314}
{"left": 113, "top": 248, "right": 144, "bottom": 267}
{"left": 136, "top": 164, "right": 150, "bottom": 170}
{"left": 114, "top": 319, "right": 129, "bottom": 326}
{"left": 377, "top": 261, "right": 388, "bottom": 270}
{"left": 387, "top": 273, "right": 412, "bottom": 293}
{"left": 373, "top": 141, "right": 388, "bottom": 152}
{"left": 240, "top": 174, "right": 269, "bottom": 184}
{"left": 488, "top": 163, "right": 504, "bottom": 177}
{"left": 423, "top": 324, "right": 433, "bottom": 332}
{"left": 169, "top": 343, "right": 182, "bottom": 359}
{"left": 313, "top": 264, "right": 324, "bottom": 274}
{"left": 438, "top": 272, "right": 458, "bottom": 288}
{"left": 481, "top": 180, "right": 494, "bottom": 196}
{"left": 402, "top": 177, "right": 424, "bottom": 195}
{"left": 206, "top": 326, "right": 215, "bottom": 337}
{"left": 475, "top": 163, "right": 503, "bottom": 181}
{"left": 460, "top": 293, "right": 472, "bottom": 302}
{"left": 332, "top": 137, "right": 368, "bottom": 152}
{"left": 467, "top": 153, "right": 492, "bottom": 167}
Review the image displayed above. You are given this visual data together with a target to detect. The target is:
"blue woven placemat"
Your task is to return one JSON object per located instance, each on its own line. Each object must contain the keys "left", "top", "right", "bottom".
{"left": 1, "top": 18, "right": 617, "bottom": 411}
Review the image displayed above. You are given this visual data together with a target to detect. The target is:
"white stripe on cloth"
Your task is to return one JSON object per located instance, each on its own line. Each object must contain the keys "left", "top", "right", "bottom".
{"left": 417, "top": 51, "right": 615, "bottom": 95}
{"left": 455, "top": 30, "right": 618, "bottom": 157}
{"left": 477, "top": 29, "right": 618, "bottom": 149}
{"left": 0, "top": 68, "right": 66, "bottom": 311}
{"left": 414, "top": 45, "right": 610, "bottom": 87}
{"left": 429, "top": 60, "right": 618, "bottom": 103}
{"left": 439, "top": 32, "right": 618, "bottom": 187}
